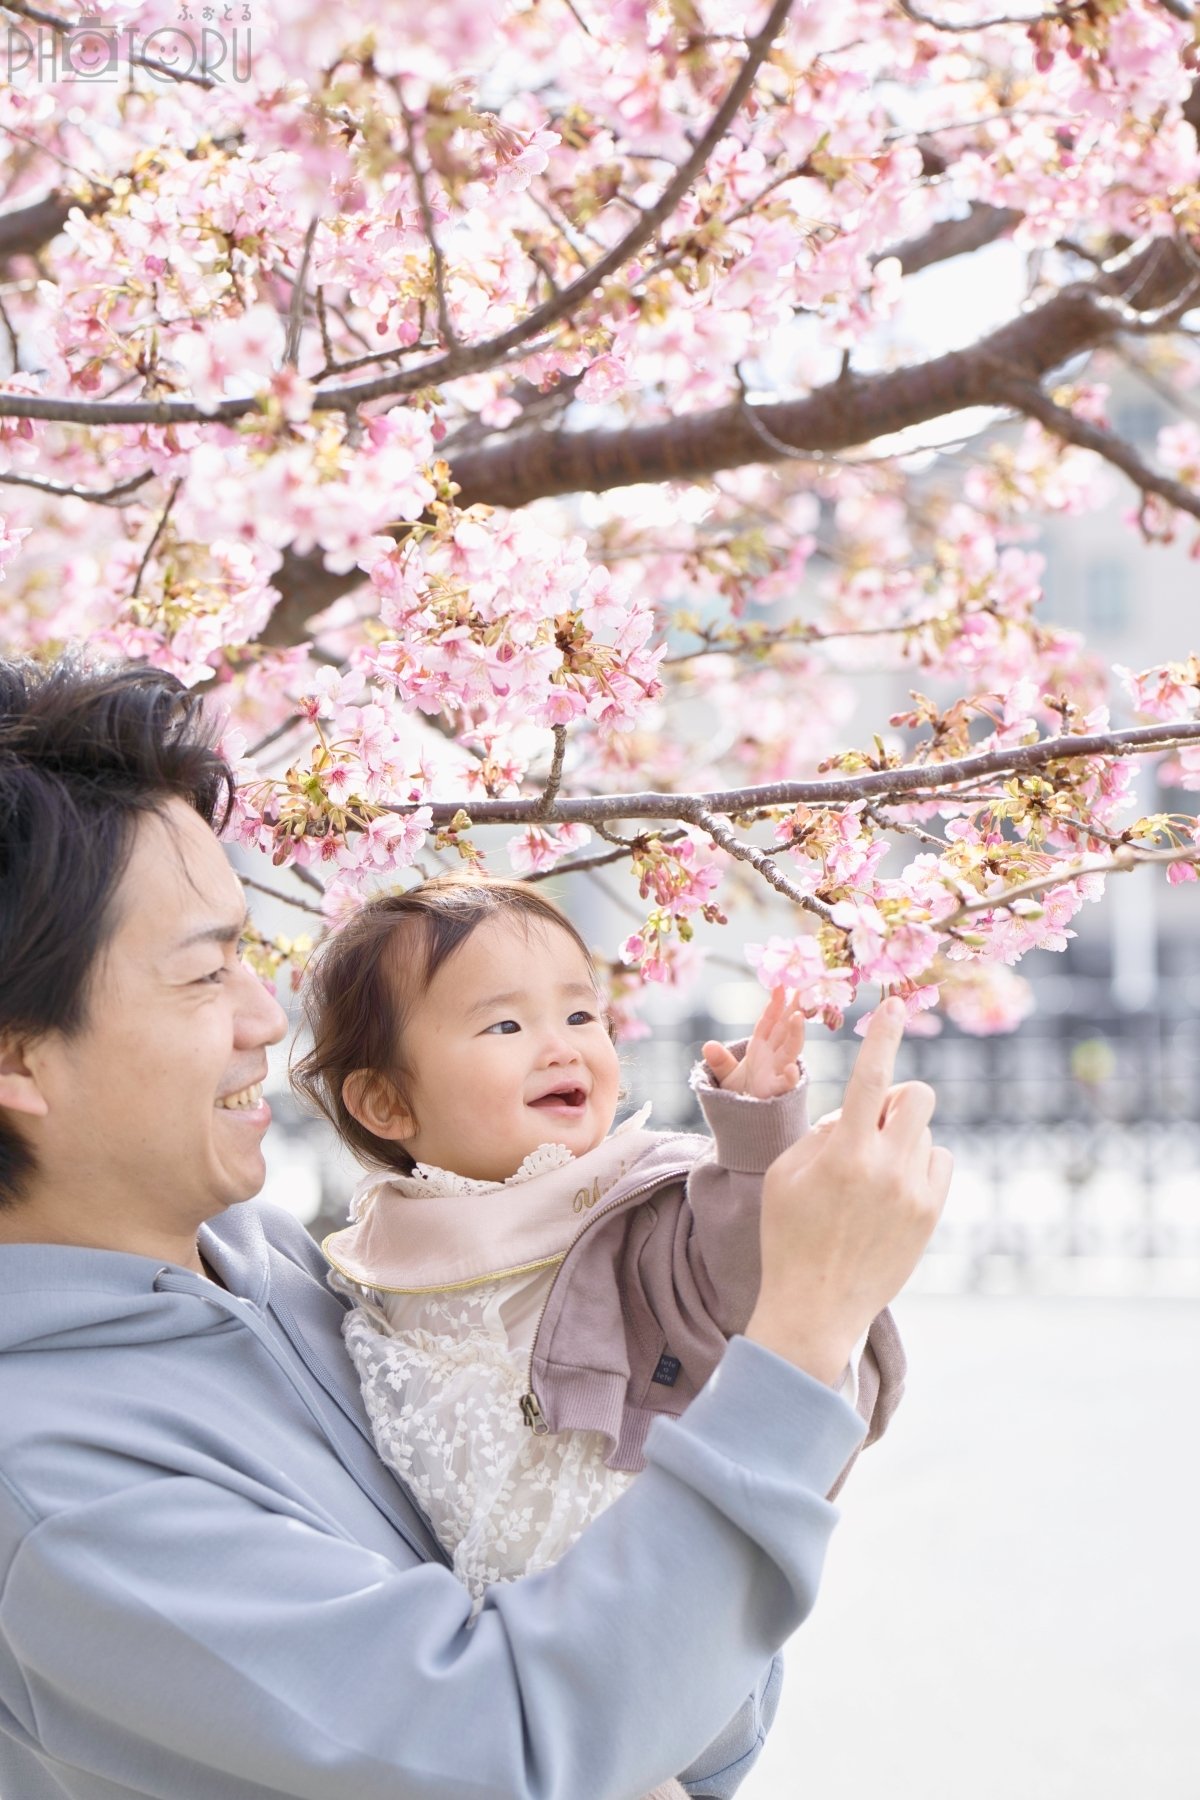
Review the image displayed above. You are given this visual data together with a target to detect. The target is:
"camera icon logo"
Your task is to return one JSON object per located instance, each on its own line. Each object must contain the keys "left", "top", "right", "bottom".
{"left": 60, "top": 22, "right": 119, "bottom": 80}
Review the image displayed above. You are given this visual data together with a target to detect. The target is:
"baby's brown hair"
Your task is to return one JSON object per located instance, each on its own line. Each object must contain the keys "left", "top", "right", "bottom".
{"left": 291, "top": 871, "right": 598, "bottom": 1174}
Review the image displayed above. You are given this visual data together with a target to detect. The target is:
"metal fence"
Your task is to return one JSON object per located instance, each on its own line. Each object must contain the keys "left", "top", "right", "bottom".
{"left": 279, "top": 993, "right": 1200, "bottom": 1296}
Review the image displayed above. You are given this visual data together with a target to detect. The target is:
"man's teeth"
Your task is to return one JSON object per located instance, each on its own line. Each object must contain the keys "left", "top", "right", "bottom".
{"left": 216, "top": 1082, "right": 263, "bottom": 1111}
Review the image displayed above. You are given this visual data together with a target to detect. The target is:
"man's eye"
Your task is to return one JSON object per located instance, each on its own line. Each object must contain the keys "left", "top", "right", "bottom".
{"left": 484, "top": 1019, "right": 520, "bottom": 1035}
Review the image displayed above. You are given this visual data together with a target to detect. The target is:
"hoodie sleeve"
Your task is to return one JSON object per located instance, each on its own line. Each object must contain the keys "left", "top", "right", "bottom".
{"left": 0, "top": 1337, "right": 865, "bottom": 1800}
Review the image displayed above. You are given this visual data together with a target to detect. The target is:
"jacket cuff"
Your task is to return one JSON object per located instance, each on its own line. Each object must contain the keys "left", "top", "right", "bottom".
{"left": 690, "top": 1041, "right": 809, "bottom": 1172}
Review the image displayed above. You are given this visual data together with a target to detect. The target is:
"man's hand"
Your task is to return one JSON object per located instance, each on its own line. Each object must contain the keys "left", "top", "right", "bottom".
{"left": 745, "top": 998, "right": 952, "bottom": 1385}
{"left": 702, "top": 987, "right": 805, "bottom": 1098}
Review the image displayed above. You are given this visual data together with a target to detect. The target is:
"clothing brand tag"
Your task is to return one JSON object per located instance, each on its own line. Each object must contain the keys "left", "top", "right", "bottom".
{"left": 652, "top": 1353, "right": 681, "bottom": 1388}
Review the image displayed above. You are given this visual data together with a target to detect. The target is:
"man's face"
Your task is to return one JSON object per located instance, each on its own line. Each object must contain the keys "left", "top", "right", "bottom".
{"left": 25, "top": 798, "right": 288, "bottom": 1243}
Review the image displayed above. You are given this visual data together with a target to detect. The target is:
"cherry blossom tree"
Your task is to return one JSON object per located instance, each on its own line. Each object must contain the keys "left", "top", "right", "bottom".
{"left": 4, "top": 0, "right": 1200, "bottom": 1036}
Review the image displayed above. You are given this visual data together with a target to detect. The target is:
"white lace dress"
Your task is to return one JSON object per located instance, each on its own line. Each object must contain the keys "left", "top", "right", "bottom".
{"left": 334, "top": 1141, "right": 638, "bottom": 1605}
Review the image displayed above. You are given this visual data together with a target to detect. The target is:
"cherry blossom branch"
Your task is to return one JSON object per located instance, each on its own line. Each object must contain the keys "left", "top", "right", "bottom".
{"left": 286, "top": 862, "right": 327, "bottom": 896}
{"left": 0, "top": 466, "right": 155, "bottom": 504}
{"left": 862, "top": 803, "right": 949, "bottom": 849}
{"left": 894, "top": 0, "right": 1090, "bottom": 30}
{"left": 241, "top": 874, "right": 326, "bottom": 919}
{"left": 995, "top": 375, "right": 1200, "bottom": 521}
{"left": 536, "top": 725, "right": 568, "bottom": 818}
{"left": 882, "top": 203, "right": 1022, "bottom": 278}
{"left": 437, "top": 239, "right": 1195, "bottom": 510}
{"left": 0, "top": 0, "right": 793, "bottom": 425}
{"left": 0, "top": 293, "right": 17, "bottom": 372}
{"left": 0, "top": 191, "right": 76, "bottom": 263}
{"left": 662, "top": 615, "right": 924, "bottom": 666}
{"left": 522, "top": 826, "right": 690, "bottom": 884}
{"left": 938, "top": 842, "right": 1200, "bottom": 928}
{"left": 284, "top": 219, "right": 319, "bottom": 368}
{"left": 381, "top": 719, "right": 1200, "bottom": 825}
{"left": 691, "top": 806, "right": 835, "bottom": 920}
{"left": 129, "top": 477, "right": 181, "bottom": 599}
{"left": 246, "top": 713, "right": 306, "bottom": 760}
{"left": 559, "top": 0, "right": 595, "bottom": 33}
{"left": 396, "top": 85, "right": 460, "bottom": 351}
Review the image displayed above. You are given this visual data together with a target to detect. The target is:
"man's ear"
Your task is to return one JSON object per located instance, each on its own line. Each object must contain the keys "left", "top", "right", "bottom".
{"left": 342, "top": 1069, "right": 415, "bottom": 1142}
{"left": 0, "top": 1035, "right": 50, "bottom": 1119}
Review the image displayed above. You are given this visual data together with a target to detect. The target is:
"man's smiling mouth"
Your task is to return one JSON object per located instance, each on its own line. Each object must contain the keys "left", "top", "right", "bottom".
{"left": 216, "top": 1081, "right": 264, "bottom": 1110}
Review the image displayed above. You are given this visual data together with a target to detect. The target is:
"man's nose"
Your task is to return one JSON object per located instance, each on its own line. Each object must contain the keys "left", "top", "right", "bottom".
{"left": 234, "top": 961, "right": 288, "bottom": 1047}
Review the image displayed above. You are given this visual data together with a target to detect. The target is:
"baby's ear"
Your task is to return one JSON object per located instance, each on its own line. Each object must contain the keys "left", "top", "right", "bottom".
{"left": 342, "top": 1069, "right": 415, "bottom": 1143}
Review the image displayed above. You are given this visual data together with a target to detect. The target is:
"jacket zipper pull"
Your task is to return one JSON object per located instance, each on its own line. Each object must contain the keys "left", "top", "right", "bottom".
{"left": 520, "top": 1390, "right": 550, "bottom": 1434}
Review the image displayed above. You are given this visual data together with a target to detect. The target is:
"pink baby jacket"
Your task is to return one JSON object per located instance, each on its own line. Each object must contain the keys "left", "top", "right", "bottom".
{"left": 323, "top": 1057, "right": 905, "bottom": 1494}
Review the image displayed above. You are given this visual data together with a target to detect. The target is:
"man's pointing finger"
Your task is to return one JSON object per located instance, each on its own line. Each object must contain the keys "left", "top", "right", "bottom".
{"left": 839, "top": 997, "right": 905, "bottom": 1133}
{"left": 880, "top": 1080, "right": 937, "bottom": 1146}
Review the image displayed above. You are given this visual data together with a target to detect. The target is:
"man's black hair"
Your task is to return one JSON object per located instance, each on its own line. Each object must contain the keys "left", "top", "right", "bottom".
{"left": 0, "top": 655, "right": 234, "bottom": 1204}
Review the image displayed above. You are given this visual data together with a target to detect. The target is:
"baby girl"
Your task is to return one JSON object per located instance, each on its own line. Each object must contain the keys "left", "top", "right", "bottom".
{"left": 294, "top": 870, "right": 904, "bottom": 1620}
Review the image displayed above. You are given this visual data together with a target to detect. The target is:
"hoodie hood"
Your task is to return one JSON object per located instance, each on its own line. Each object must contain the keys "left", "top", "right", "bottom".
{"left": 0, "top": 1203, "right": 272, "bottom": 1356}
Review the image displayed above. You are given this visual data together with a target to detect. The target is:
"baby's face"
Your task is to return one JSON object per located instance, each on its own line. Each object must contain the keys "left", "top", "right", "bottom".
{"left": 392, "top": 916, "right": 621, "bottom": 1182}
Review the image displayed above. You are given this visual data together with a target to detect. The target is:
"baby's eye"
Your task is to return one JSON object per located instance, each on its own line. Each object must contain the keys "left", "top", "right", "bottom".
{"left": 484, "top": 1019, "right": 521, "bottom": 1035}
{"left": 567, "top": 1009, "right": 595, "bottom": 1026}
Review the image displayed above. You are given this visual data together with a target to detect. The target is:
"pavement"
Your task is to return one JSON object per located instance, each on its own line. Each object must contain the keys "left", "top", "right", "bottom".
{"left": 744, "top": 1294, "right": 1200, "bottom": 1800}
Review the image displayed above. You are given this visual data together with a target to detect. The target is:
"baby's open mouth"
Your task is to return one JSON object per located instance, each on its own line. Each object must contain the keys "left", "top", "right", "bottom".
{"left": 528, "top": 1086, "right": 587, "bottom": 1110}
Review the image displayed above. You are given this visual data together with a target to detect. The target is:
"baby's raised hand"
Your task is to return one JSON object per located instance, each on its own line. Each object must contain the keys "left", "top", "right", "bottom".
{"left": 703, "top": 987, "right": 806, "bottom": 1098}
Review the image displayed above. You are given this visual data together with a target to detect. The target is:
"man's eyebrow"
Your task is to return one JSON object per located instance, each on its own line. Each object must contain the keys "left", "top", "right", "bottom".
{"left": 170, "top": 909, "right": 251, "bottom": 953}
{"left": 467, "top": 981, "right": 597, "bottom": 1016}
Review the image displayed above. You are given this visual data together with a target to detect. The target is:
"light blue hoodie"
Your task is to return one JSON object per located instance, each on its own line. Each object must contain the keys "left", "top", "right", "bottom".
{"left": 0, "top": 1199, "right": 865, "bottom": 1800}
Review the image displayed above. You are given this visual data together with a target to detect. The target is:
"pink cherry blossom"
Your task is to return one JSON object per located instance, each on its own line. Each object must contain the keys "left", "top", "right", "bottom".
{"left": 0, "top": 0, "right": 1194, "bottom": 1021}
{"left": 507, "top": 823, "right": 592, "bottom": 874}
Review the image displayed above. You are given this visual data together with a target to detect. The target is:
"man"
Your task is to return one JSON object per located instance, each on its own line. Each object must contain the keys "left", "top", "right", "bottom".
{"left": 0, "top": 655, "right": 950, "bottom": 1800}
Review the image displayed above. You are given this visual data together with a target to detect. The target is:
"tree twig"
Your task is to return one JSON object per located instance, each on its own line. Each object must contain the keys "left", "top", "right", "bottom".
{"left": 862, "top": 802, "right": 949, "bottom": 849}
{"left": 536, "top": 724, "right": 568, "bottom": 818}
{"left": 0, "top": 292, "right": 17, "bottom": 372}
{"left": 996, "top": 375, "right": 1200, "bottom": 522}
{"left": 240, "top": 874, "right": 327, "bottom": 918}
{"left": 894, "top": 0, "right": 1090, "bottom": 30}
{"left": 938, "top": 842, "right": 1200, "bottom": 927}
{"left": 281, "top": 859, "right": 327, "bottom": 895}
{"left": 0, "top": 466, "right": 155, "bottom": 505}
{"left": 397, "top": 85, "right": 459, "bottom": 351}
{"left": 690, "top": 806, "right": 834, "bottom": 921}
{"left": 247, "top": 712, "right": 305, "bottom": 759}
{"left": 129, "top": 477, "right": 182, "bottom": 600}
{"left": 522, "top": 827, "right": 690, "bottom": 883}
{"left": 284, "top": 218, "right": 319, "bottom": 368}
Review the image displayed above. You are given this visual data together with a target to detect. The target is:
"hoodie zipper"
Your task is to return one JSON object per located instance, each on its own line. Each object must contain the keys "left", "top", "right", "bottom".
{"left": 518, "top": 1165, "right": 690, "bottom": 1434}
